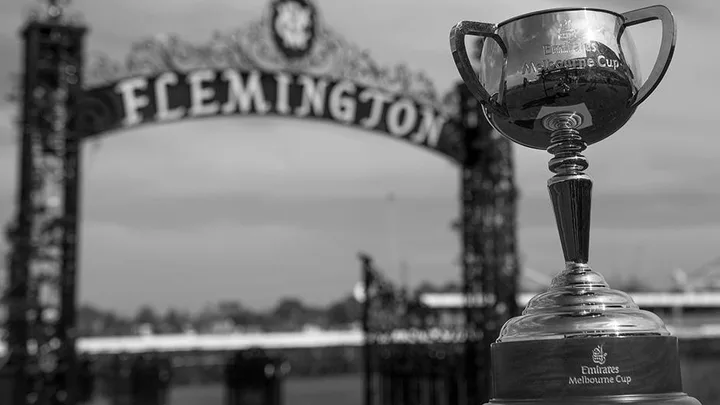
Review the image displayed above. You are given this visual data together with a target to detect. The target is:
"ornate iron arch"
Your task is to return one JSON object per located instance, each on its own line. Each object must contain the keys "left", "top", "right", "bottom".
{"left": 73, "top": 0, "right": 465, "bottom": 161}
{"left": 2, "top": 1, "right": 520, "bottom": 405}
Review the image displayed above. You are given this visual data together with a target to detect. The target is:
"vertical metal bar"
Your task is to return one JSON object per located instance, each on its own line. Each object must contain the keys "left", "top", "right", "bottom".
{"left": 8, "top": 22, "right": 41, "bottom": 405}
{"left": 360, "top": 254, "right": 373, "bottom": 405}
{"left": 14, "top": 14, "right": 87, "bottom": 405}
{"left": 457, "top": 74, "right": 519, "bottom": 404}
{"left": 60, "top": 25, "right": 85, "bottom": 405}
{"left": 458, "top": 81, "right": 483, "bottom": 405}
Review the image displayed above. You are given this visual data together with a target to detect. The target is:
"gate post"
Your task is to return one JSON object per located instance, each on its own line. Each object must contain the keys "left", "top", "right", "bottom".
{"left": 8, "top": 3, "right": 87, "bottom": 405}
{"left": 457, "top": 80, "right": 520, "bottom": 404}
{"left": 359, "top": 253, "right": 374, "bottom": 405}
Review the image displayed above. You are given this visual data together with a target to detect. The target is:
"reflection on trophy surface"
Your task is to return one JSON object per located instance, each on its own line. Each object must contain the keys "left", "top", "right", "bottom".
{"left": 451, "top": 5, "right": 703, "bottom": 405}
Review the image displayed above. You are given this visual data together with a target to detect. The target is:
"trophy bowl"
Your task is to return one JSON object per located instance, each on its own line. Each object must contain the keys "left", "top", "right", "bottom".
{"left": 451, "top": 6, "right": 675, "bottom": 149}
{"left": 450, "top": 5, "right": 702, "bottom": 405}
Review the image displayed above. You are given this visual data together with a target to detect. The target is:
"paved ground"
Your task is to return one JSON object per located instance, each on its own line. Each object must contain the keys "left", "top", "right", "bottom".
{"left": 91, "top": 374, "right": 362, "bottom": 405}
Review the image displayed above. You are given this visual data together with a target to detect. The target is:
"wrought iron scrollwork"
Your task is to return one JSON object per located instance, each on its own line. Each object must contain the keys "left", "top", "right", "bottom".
{"left": 360, "top": 253, "right": 485, "bottom": 405}
{"left": 83, "top": 3, "right": 443, "bottom": 109}
{"left": 23, "top": 69, "right": 71, "bottom": 404}
{"left": 7, "top": 4, "right": 520, "bottom": 405}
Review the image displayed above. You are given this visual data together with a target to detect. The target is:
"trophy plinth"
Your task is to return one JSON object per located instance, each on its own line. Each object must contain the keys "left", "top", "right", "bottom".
{"left": 450, "top": 5, "right": 702, "bottom": 405}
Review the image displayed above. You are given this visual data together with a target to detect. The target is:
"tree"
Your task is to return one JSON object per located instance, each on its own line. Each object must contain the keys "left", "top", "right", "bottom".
{"left": 440, "top": 281, "right": 462, "bottom": 292}
{"left": 77, "top": 304, "right": 107, "bottom": 336}
{"left": 161, "top": 309, "right": 189, "bottom": 333}
{"left": 605, "top": 275, "right": 653, "bottom": 293}
{"left": 621, "top": 276, "right": 653, "bottom": 293}
{"left": 272, "top": 297, "right": 307, "bottom": 320}
{"left": 325, "top": 296, "right": 360, "bottom": 326}
{"left": 134, "top": 305, "right": 159, "bottom": 325}
{"left": 216, "top": 300, "right": 259, "bottom": 327}
{"left": 416, "top": 280, "right": 439, "bottom": 294}
{"left": 271, "top": 297, "right": 327, "bottom": 328}
{"left": 193, "top": 304, "right": 225, "bottom": 332}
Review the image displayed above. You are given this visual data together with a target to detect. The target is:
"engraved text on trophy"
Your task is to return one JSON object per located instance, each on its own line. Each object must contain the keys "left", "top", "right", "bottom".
{"left": 518, "top": 20, "right": 623, "bottom": 76}
{"left": 567, "top": 345, "right": 632, "bottom": 386}
{"left": 521, "top": 41, "right": 623, "bottom": 75}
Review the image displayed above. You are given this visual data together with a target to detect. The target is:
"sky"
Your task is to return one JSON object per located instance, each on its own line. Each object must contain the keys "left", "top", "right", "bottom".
{"left": 0, "top": 0, "right": 718, "bottom": 314}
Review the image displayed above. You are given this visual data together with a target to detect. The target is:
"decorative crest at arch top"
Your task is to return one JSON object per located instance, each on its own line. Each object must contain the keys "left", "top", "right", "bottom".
{"left": 85, "top": 0, "right": 441, "bottom": 107}
{"left": 25, "top": 0, "right": 85, "bottom": 26}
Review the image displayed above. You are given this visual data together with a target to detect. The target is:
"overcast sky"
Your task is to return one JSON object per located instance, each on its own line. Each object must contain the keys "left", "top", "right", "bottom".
{"left": 0, "top": 0, "right": 718, "bottom": 314}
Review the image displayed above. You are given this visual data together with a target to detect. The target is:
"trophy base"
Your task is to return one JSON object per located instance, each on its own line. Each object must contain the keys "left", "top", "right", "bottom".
{"left": 490, "top": 336, "right": 690, "bottom": 400}
{"left": 487, "top": 393, "right": 701, "bottom": 405}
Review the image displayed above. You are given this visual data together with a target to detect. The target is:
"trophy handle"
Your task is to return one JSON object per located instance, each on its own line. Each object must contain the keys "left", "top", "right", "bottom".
{"left": 450, "top": 21, "right": 508, "bottom": 116}
{"left": 621, "top": 5, "right": 677, "bottom": 108}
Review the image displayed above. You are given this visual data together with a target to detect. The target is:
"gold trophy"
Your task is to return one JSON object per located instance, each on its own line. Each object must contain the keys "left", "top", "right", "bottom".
{"left": 450, "top": 6, "right": 701, "bottom": 405}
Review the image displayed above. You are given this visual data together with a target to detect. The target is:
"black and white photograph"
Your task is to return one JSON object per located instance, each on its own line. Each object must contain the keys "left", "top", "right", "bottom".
{"left": 0, "top": 0, "right": 717, "bottom": 404}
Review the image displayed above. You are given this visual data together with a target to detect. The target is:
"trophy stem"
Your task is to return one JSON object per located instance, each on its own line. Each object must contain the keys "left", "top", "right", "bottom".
{"left": 543, "top": 112, "right": 593, "bottom": 272}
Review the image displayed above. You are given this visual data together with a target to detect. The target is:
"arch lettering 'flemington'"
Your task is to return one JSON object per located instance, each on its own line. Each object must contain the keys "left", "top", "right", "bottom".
{"left": 83, "top": 69, "right": 450, "bottom": 155}
{"left": 7, "top": 1, "right": 520, "bottom": 405}
{"left": 76, "top": 0, "right": 464, "bottom": 160}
